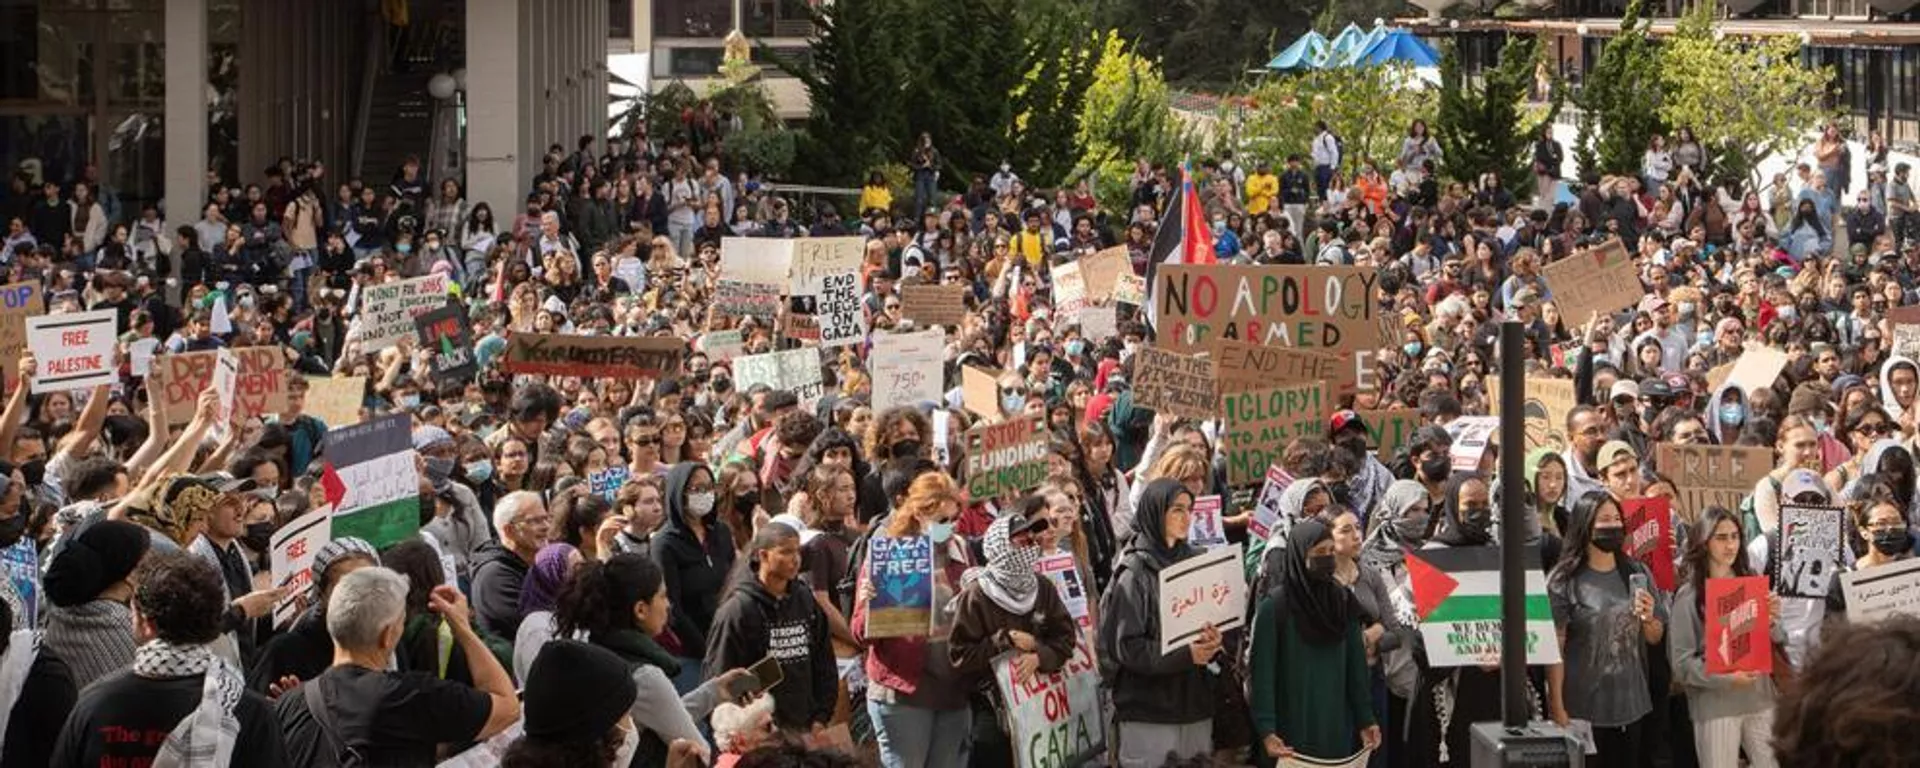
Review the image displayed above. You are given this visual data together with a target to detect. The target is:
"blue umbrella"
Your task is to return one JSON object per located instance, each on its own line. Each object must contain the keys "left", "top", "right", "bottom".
{"left": 1267, "top": 30, "right": 1329, "bottom": 71}
{"left": 1338, "top": 24, "right": 1391, "bottom": 66}
{"left": 1324, "top": 23, "right": 1369, "bottom": 61}
{"left": 1351, "top": 28, "right": 1442, "bottom": 68}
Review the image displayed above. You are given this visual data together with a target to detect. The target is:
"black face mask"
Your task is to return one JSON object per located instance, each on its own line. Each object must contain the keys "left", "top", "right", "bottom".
{"left": 890, "top": 440, "right": 923, "bottom": 460}
{"left": 1591, "top": 525, "right": 1626, "bottom": 554}
{"left": 1873, "top": 528, "right": 1912, "bottom": 556}
{"left": 1420, "top": 456, "right": 1451, "bottom": 483}
{"left": 241, "top": 521, "right": 274, "bottom": 552}
{"left": 1456, "top": 506, "right": 1493, "bottom": 544}
{"left": 735, "top": 492, "right": 759, "bottom": 514}
{"left": 1307, "top": 554, "right": 1337, "bottom": 580}
{"left": 19, "top": 460, "right": 44, "bottom": 488}
{"left": 0, "top": 513, "right": 24, "bottom": 549}
{"left": 1328, "top": 482, "right": 1353, "bottom": 506}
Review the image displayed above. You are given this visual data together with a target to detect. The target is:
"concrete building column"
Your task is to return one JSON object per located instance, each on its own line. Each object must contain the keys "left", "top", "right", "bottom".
{"left": 465, "top": 0, "right": 524, "bottom": 215}
{"left": 163, "top": 0, "right": 208, "bottom": 230}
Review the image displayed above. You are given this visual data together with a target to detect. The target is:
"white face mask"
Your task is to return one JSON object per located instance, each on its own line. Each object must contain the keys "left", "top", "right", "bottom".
{"left": 685, "top": 491, "right": 716, "bottom": 518}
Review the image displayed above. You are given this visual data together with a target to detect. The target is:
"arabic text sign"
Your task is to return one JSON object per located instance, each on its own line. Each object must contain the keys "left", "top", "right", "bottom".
{"left": 1539, "top": 238, "right": 1640, "bottom": 322}
{"left": 503, "top": 333, "right": 685, "bottom": 379}
{"left": 1777, "top": 504, "right": 1844, "bottom": 599}
{"left": 1841, "top": 557, "right": 1920, "bottom": 624}
{"left": 1158, "top": 543, "right": 1247, "bottom": 653}
{"left": 993, "top": 634, "right": 1105, "bottom": 768}
{"left": 269, "top": 509, "right": 333, "bottom": 629}
{"left": 871, "top": 330, "right": 945, "bottom": 413}
{"left": 27, "top": 309, "right": 117, "bottom": 393}
{"left": 1131, "top": 346, "right": 1219, "bottom": 421}
{"left": 1221, "top": 382, "right": 1326, "bottom": 487}
{"left": 357, "top": 273, "right": 450, "bottom": 350}
{"left": 1153, "top": 265, "right": 1386, "bottom": 355}
{"left": 963, "top": 417, "right": 1049, "bottom": 500}
{"left": 1705, "top": 576, "right": 1772, "bottom": 674}
{"left": 152, "top": 347, "right": 289, "bottom": 428}
{"left": 865, "top": 535, "right": 934, "bottom": 639}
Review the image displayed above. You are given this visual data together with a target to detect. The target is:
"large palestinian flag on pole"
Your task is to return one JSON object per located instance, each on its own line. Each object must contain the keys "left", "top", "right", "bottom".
{"left": 1406, "top": 545, "right": 1561, "bottom": 667}
{"left": 321, "top": 413, "right": 421, "bottom": 549}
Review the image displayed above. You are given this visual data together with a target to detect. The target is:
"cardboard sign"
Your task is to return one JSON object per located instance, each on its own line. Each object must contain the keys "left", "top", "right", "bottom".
{"left": 1622, "top": 497, "right": 1676, "bottom": 592}
{"left": 1249, "top": 465, "right": 1294, "bottom": 540}
{"left": 503, "top": 333, "right": 685, "bottom": 379}
{"left": 1655, "top": 444, "right": 1772, "bottom": 522}
{"left": 355, "top": 273, "right": 451, "bottom": 350}
{"left": 208, "top": 349, "right": 239, "bottom": 443}
{"left": 900, "top": 284, "right": 969, "bottom": 328}
{"left": 1894, "top": 324, "right": 1920, "bottom": 360}
{"left": 1776, "top": 504, "right": 1844, "bottom": 599}
{"left": 962, "top": 417, "right": 1048, "bottom": 501}
{"left": 0, "top": 281, "right": 45, "bottom": 383}
{"left": 702, "top": 329, "right": 745, "bottom": 362}
{"left": 325, "top": 413, "right": 422, "bottom": 548}
{"left": 1114, "top": 273, "right": 1147, "bottom": 306}
{"left": 304, "top": 375, "right": 365, "bottom": 428}
{"left": 413, "top": 305, "right": 476, "bottom": 385}
{"left": 871, "top": 330, "right": 946, "bottom": 413}
{"left": 27, "top": 310, "right": 117, "bottom": 393}
{"left": 1152, "top": 265, "right": 1386, "bottom": 355}
{"left": 269, "top": 508, "right": 333, "bottom": 629}
{"left": 1840, "top": 557, "right": 1920, "bottom": 624}
{"left": 992, "top": 635, "right": 1105, "bottom": 768}
{"left": 1052, "top": 260, "right": 1088, "bottom": 320}
{"left": 1714, "top": 345, "right": 1789, "bottom": 396}
{"left": 1213, "top": 337, "right": 1369, "bottom": 395}
{"left": 1704, "top": 576, "right": 1772, "bottom": 674}
{"left": 720, "top": 236, "right": 795, "bottom": 286}
{"left": 962, "top": 365, "right": 1002, "bottom": 419}
{"left": 589, "top": 466, "right": 630, "bottom": 503}
{"left": 1355, "top": 408, "right": 1421, "bottom": 462}
{"left": 1188, "top": 494, "right": 1227, "bottom": 548}
{"left": 1539, "top": 238, "right": 1640, "bottom": 322}
{"left": 1131, "top": 346, "right": 1219, "bottom": 421}
{"left": 865, "top": 535, "right": 934, "bottom": 639}
{"left": 151, "top": 347, "right": 290, "bottom": 428}
{"left": 713, "top": 279, "right": 781, "bottom": 323}
{"left": 1409, "top": 545, "right": 1562, "bottom": 667}
{"left": 1221, "top": 381, "right": 1326, "bottom": 487}
{"left": 1485, "top": 375, "right": 1577, "bottom": 453}
{"left": 788, "top": 236, "right": 864, "bottom": 297}
{"left": 1078, "top": 246, "right": 1133, "bottom": 305}
{"left": 1080, "top": 304, "right": 1118, "bottom": 341}
{"left": 1445, "top": 416, "right": 1499, "bottom": 473}
{"left": 732, "top": 347, "right": 825, "bottom": 408}
{"left": 1158, "top": 543, "right": 1248, "bottom": 653}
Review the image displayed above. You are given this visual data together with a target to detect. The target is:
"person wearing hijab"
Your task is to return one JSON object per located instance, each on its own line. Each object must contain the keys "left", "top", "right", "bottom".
{"left": 511, "top": 543, "right": 582, "bottom": 683}
{"left": 1360, "top": 480, "right": 1433, "bottom": 762}
{"left": 1546, "top": 490, "right": 1667, "bottom": 765}
{"left": 948, "top": 508, "right": 1079, "bottom": 768}
{"left": 245, "top": 538, "right": 378, "bottom": 694}
{"left": 41, "top": 519, "right": 150, "bottom": 691}
{"left": 1095, "top": 479, "right": 1220, "bottom": 768}
{"left": 1249, "top": 517, "right": 1380, "bottom": 761}
{"left": 650, "top": 461, "right": 735, "bottom": 693}
{"left": 502, "top": 640, "right": 641, "bottom": 768}
{"left": 1249, "top": 477, "right": 1328, "bottom": 594}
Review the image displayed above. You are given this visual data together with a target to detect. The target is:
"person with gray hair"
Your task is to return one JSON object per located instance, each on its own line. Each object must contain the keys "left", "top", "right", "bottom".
{"left": 273, "top": 566, "right": 519, "bottom": 767}
{"left": 471, "top": 490, "right": 551, "bottom": 638}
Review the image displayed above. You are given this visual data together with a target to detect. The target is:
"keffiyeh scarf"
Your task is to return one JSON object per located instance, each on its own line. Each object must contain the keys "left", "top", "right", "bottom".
{"left": 136, "top": 639, "right": 243, "bottom": 768}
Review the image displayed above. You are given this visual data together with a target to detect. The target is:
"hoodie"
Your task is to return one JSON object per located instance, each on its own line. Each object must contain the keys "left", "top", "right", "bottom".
{"left": 1881, "top": 354, "right": 1920, "bottom": 424}
{"left": 469, "top": 540, "right": 531, "bottom": 639}
{"left": 246, "top": 607, "right": 333, "bottom": 693}
{"left": 650, "top": 463, "right": 737, "bottom": 656}
{"left": 1095, "top": 479, "right": 1214, "bottom": 725}
{"left": 701, "top": 577, "right": 835, "bottom": 729}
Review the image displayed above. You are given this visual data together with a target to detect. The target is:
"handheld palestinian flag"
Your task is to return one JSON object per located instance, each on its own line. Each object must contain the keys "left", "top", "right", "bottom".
{"left": 323, "top": 413, "right": 422, "bottom": 549}
{"left": 1406, "top": 545, "right": 1562, "bottom": 667}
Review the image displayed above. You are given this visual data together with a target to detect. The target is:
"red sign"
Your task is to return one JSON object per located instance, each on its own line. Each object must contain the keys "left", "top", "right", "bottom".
{"left": 1704, "top": 576, "right": 1772, "bottom": 674}
{"left": 1623, "top": 496, "right": 1676, "bottom": 592}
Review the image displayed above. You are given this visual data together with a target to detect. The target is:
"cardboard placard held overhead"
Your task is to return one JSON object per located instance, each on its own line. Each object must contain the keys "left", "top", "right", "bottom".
{"left": 963, "top": 417, "right": 1049, "bottom": 500}
{"left": 502, "top": 334, "right": 685, "bottom": 379}
{"left": 1655, "top": 444, "right": 1772, "bottom": 522}
{"left": 962, "top": 365, "right": 1003, "bottom": 419}
{"left": 731, "top": 347, "right": 825, "bottom": 408}
{"left": 1130, "top": 346, "right": 1219, "bottom": 421}
{"left": 1152, "top": 265, "right": 1387, "bottom": 355}
{"left": 1485, "top": 375, "right": 1578, "bottom": 453}
{"left": 1051, "top": 260, "right": 1088, "bottom": 321}
{"left": 719, "top": 236, "right": 795, "bottom": 286}
{"left": 1213, "top": 337, "right": 1368, "bottom": 395}
{"left": 26, "top": 310, "right": 117, "bottom": 394}
{"left": 0, "top": 281, "right": 45, "bottom": 385}
{"left": 1078, "top": 247, "right": 1133, "bottom": 304}
{"left": 900, "top": 284, "right": 970, "bottom": 328}
{"left": 1539, "top": 237, "right": 1641, "bottom": 322}
{"left": 1355, "top": 408, "right": 1421, "bottom": 461}
{"left": 353, "top": 273, "right": 451, "bottom": 351}
{"left": 304, "top": 375, "right": 366, "bottom": 428}
{"left": 870, "top": 330, "right": 946, "bottom": 412}
{"left": 1712, "top": 346, "right": 1789, "bottom": 396}
{"left": 151, "top": 347, "right": 290, "bottom": 428}
{"left": 413, "top": 305, "right": 476, "bottom": 386}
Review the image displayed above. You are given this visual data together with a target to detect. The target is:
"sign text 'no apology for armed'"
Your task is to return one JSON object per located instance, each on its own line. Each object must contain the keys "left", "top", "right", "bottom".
{"left": 1152, "top": 265, "right": 1386, "bottom": 355}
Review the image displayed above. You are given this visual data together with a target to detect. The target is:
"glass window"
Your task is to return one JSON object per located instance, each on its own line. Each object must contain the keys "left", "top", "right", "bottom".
{"left": 742, "top": 0, "right": 813, "bottom": 38}
{"left": 668, "top": 47, "right": 726, "bottom": 77}
{"left": 610, "top": 0, "right": 634, "bottom": 39}
{"left": 654, "top": 0, "right": 729, "bottom": 38}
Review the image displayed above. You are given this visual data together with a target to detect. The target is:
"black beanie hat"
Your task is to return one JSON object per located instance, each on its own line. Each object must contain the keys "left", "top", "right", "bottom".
{"left": 44, "top": 520, "right": 151, "bottom": 608}
{"left": 522, "top": 639, "right": 637, "bottom": 742}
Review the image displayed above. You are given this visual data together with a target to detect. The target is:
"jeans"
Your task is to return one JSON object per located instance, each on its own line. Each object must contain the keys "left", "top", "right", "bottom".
{"left": 867, "top": 699, "right": 970, "bottom": 768}
{"left": 1314, "top": 165, "right": 1335, "bottom": 201}
{"left": 913, "top": 172, "right": 938, "bottom": 217}
{"left": 667, "top": 221, "right": 695, "bottom": 261}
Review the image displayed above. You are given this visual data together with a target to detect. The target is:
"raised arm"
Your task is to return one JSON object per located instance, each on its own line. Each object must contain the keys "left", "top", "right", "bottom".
{"left": 0, "top": 355, "right": 36, "bottom": 451}
{"left": 54, "top": 383, "right": 111, "bottom": 460}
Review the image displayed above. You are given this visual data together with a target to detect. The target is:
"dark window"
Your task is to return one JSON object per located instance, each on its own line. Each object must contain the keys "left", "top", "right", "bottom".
{"left": 610, "top": 0, "right": 634, "bottom": 39}
{"left": 742, "top": 0, "right": 814, "bottom": 38}
{"left": 653, "top": 0, "right": 729, "bottom": 38}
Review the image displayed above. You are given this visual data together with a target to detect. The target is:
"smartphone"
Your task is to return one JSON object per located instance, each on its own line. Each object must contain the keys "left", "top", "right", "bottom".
{"left": 1629, "top": 573, "right": 1651, "bottom": 597}
{"left": 724, "top": 655, "right": 784, "bottom": 701}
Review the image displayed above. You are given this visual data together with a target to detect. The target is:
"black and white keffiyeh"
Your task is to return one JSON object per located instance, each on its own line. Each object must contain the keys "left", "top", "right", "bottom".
{"left": 135, "top": 639, "right": 243, "bottom": 768}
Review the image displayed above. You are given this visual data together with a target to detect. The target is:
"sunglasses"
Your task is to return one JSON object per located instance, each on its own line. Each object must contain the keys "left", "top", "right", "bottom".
{"left": 1858, "top": 422, "right": 1895, "bottom": 436}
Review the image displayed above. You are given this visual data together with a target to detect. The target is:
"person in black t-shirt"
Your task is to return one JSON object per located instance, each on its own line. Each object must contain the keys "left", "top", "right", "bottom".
{"left": 50, "top": 552, "right": 288, "bottom": 767}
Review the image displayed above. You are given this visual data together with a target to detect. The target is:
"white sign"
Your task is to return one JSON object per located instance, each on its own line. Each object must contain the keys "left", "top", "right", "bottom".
{"left": 1249, "top": 465, "right": 1294, "bottom": 540}
{"left": 732, "top": 347, "right": 824, "bottom": 408}
{"left": 269, "top": 508, "right": 334, "bottom": 628}
{"left": 703, "top": 329, "right": 745, "bottom": 362}
{"left": 613, "top": 257, "right": 645, "bottom": 293}
{"left": 1157, "top": 543, "right": 1247, "bottom": 654}
{"left": 931, "top": 409, "right": 952, "bottom": 467}
{"left": 1445, "top": 416, "right": 1499, "bottom": 472}
{"left": 1841, "top": 554, "right": 1920, "bottom": 623}
{"left": 1114, "top": 273, "right": 1147, "bottom": 306}
{"left": 1778, "top": 504, "right": 1844, "bottom": 599}
{"left": 356, "top": 274, "right": 450, "bottom": 351}
{"left": 1052, "top": 260, "right": 1087, "bottom": 320}
{"left": 129, "top": 338, "right": 159, "bottom": 377}
{"left": 992, "top": 637, "right": 1105, "bottom": 768}
{"left": 1187, "top": 494, "right": 1228, "bottom": 549}
{"left": 791, "top": 237, "right": 868, "bottom": 348}
{"left": 208, "top": 348, "right": 239, "bottom": 443}
{"left": 27, "top": 309, "right": 117, "bottom": 393}
{"left": 871, "top": 330, "right": 945, "bottom": 412}
{"left": 720, "top": 236, "right": 795, "bottom": 286}
{"left": 1080, "top": 304, "right": 1117, "bottom": 342}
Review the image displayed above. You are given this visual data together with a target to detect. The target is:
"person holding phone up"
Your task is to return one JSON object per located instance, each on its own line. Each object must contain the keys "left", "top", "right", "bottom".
{"left": 1547, "top": 490, "right": 1668, "bottom": 766}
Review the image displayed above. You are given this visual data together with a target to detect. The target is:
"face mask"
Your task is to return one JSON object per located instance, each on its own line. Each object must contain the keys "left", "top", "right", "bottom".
{"left": 1394, "top": 511, "right": 1432, "bottom": 543}
{"left": 890, "top": 440, "right": 923, "bottom": 460}
{"left": 1307, "top": 554, "right": 1337, "bottom": 580}
{"left": 1457, "top": 506, "right": 1493, "bottom": 543}
{"left": 685, "top": 491, "right": 716, "bottom": 518}
{"left": 19, "top": 460, "right": 43, "bottom": 489}
{"left": 1404, "top": 342, "right": 1424, "bottom": 358}
{"left": 399, "top": 394, "right": 421, "bottom": 410}
{"left": 1591, "top": 525, "right": 1625, "bottom": 553}
{"left": 1719, "top": 402, "right": 1746, "bottom": 426}
{"left": 463, "top": 460, "right": 494, "bottom": 483}
{"left": 0, "top": 514, "right": 24, "bottom": 549}
{"left": 735, "top": 492, "right": 759, "bottom": 514}
{"left": 241, "top": 521, "right": 275, "bottom": 552}
{"left": 1776, "top": 306, "right": 1797, "bottom": 322}
{"left": 396, "top": 243, "right": 413, "bottom": 254}
{"left": 1328, "top": 482, "right": 1353, "bottom": 506}
{"left": 1420, "top": 456, "right": 1452, "bottom": 483}
{"left": 424, "top": 456, "right": 455, "bottom": 485}
{"left": 1874, "top": 528, "right": 1912, "bottom": 556}
{"left": 1066, "top": 339, "right": 1086, "bottom": 357}
{"left": 1003, "top": 394, "right": 1026, "bottom": 415}
{"left": 926, "top": 520, "right": 955, "bottom": 544}
{"left": 1122, "top": 341, "right": 1140, "bottom": 359}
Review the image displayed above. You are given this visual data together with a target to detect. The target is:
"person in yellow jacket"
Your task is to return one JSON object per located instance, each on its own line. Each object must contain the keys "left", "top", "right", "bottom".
{"left": 1245, "top": 160, "right": 1279, "bottom": 217}
{"left": 1012, "top": 209, "right": 1051, "bottom": 267}
{"left": 859, "top": 171, "right": 893, "bottom": 217}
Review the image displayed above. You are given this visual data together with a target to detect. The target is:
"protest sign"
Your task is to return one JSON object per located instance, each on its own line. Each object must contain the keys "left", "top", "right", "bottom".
{"left": 589, "top": 467, "right": 630, "bottom": 503}
{"left": 789, "top": 237, "right": 869, "bottom": 347}
{"left": 963, "top": 417, "right": 1049, "bottom": 500}
{"left": 1655, "top": 444, "right": 1772, "bottom": 523}
{"left": 1158, "top": 543, "right": 1248, "bottom": 653}
{"left": 1704, "top": 576, "right": 1772, "bottom": 674}
{"left": 1188, "top": 494, "right": 1227, "bottom": 548}
{"left": 1355, "top": 409, "right": 1420, "bottom": 462}
{"left": 0, "top": 541, "right": 37, "bottom": 630}
{"left": 712, "top": 278, "right": 781, "bottom": 323}
{"left": 1221, "top": 381, "right": 1326, "bottom": 487}
{"left": 1132, "top": 346, "right": 1218, "bottom": 420}
{"left": 1080, "top": 304, "right": 1117, "bottom": 341}
{"left": 1840, "top": 557, "right": 1920, "bottom": 624}
{"left": 1039, "top": 553, "right": 1090, "bottom": 628}
{"left": 962, "top": 365, "right": 1002, "bottom": 419}
{"left": 814, "top": 271, "right": 866, "bottom": 347}
{"left": 865, "top": 535, "right": 934, "bottom": 639}
{"left": 871, "top": 330, "right": 946, "bottom": 413}
{"left": 269, "top": 508, "right": 333, "bottom": 628}
{"left": 1622, "top": 497, "right": 1676, "bottom": 592}
{"left": 503, "top": 333, "right": 685, "bottom": 379}
{"left": 1710, "top": 345, "right": 1789, "bottom": 395}
{"left": 900, "top": 284, "right": 969, "bottom": 328}
{"left": 151, "top": 347, "right": 290, "bottom": 428}
{"left": 1249, "top": 465, "right": 1294, "bottom": 540}
{"left": 129, "top": 338, "right": 159, "bottom": 377}
{"left": 1114, "top": 273, "right": 1147, "bottom": 306}
{"left": 1538, "top": 238, "right": 1640, "bottom": 321}
{"left": 1152, "top": 265, "right": 1386, "bottom": 355}
{"left": 613, "top": 257, "right": 645, "bottom": 293}
{"left": 26, "top": 309, "right": 116, "bottom": 393}
{"left": 1052, "top": 260, "right": 1088, "bottom": 320}
{"left": 720, "top": 236, "right": 795, "bottom": 286}
{"left": 931, "top": 410, "right": 952, "bottom": 467}
{"left": 732, "top": 347, "right": 825, "bottom": 407}
{"left": 1408, "top": 545, "right": 1562, "bottom": 667}
{"left": 1213, "top": 337, "right": 1370, "bottom": 395}
{"left": 1776, "top": 504, "right": 1844, "bottom": 599}
{"left": 1445, "top": 416, "right": 1499, "bottom": 472}
{"left": 413, "top": 305, "right": 476, "bottom": 385}
{"left": 1485, "top": 375, "right": 1577, "bottom": 453}
{"left": 1078, "top": 246, "right": 1132, "bottom": 305}
{"left": 324, "top": 413, "right": 421, "bottom": 548}
{"left": 0, "top": 281, "right": 44, "bottom": 384}
{"left": 304, "top": 375, "right": 365, "bottom": 428}
{"left": 993, "top": 635, "right": 1105, "bottom": 768}
{"left": 1895, "top": 324, "right": 1920, "bottom": 360}
{"left": 788, "top": 236, "right": 864, "bottom": 297}
{"left": 355, "top": 273, "right": 451, "bottom": 350}
{"left": 702, "top": 329, "right": 745, "bottom": 362}
{"left": 208, "top": 349, "right": 239, "bottom": 443}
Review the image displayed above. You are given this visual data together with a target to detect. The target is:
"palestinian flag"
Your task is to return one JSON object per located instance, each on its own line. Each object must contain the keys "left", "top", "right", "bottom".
{"left": 1405, "top": 545, "right": 1561, "bottom": 668}
{"left": 323, "top": 413, "right": 422, "bottom": 549}
{"left": 1144, "top": 160, "right": 1217, "bottom": 330}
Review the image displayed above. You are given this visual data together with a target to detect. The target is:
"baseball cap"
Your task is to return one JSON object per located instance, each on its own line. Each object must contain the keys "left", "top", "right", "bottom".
{"left": 1597, "top": 440, "right": 1638, "bottom": 470}
{"left": 1330, "top": 410, "right": 1367, "bottom": 436}
{"left": 1639, "top": 378, "right": 1674, "bottom": 401}
{"left": 1609, "top": 380, "right": 1640, "bottom": 402}
{"left": 1637, "top": 295, "right": 1670, "bottom": 314}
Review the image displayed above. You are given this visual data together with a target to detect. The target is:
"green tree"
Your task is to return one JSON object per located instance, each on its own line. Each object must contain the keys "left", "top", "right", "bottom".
{"left": 1435, "top": 36, "right": 1561, "bottom": 195}
{"left": 1657, "top": 1, "right": 1836, "bottom": 189}
{"left": 1574, "top": 0, "right": 1666, "bottom": 178}
{"left": 781, "top": 0, "right": 913, "bottom": 184}
{"left": 1008, "top": 0, "right": 1104, "bottom": 186}
{"left": 1096, "top": 0, "right": 1314, "bottom": 88}
{"left": 1076, "top": 35, "right": 1188, "bottom": 168}
{"left": 1238, "top": 65, "right": 1436, "bottom": 173}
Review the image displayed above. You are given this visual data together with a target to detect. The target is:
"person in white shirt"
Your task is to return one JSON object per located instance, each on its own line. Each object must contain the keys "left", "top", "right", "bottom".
{"left": 1311, "top": 121, "right": 1342, "bottom": 201}
{"left": 1643, "top": 135, "right": 1675, "bottom": 196}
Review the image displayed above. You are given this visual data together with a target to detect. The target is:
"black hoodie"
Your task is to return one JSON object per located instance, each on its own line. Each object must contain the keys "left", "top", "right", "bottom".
{"left": 1095, "top": 479, "right": 1216, "bottom": 724}
{"left": 702, "top": 576, "right": 835, "bottom": 730}
{"left": 247, "top": 607, "right": 333, "bottom": 693}
{"left": 470, "top": 540, "right": 531, "bottom": 639}
{"left": 649, "top": 463, "right": 736, "bottom": 655}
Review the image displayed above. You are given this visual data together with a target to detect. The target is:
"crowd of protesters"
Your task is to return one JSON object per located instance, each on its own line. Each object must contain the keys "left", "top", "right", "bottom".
{"left": 0, "top": 107, "right": 1916, "bottom": 768}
